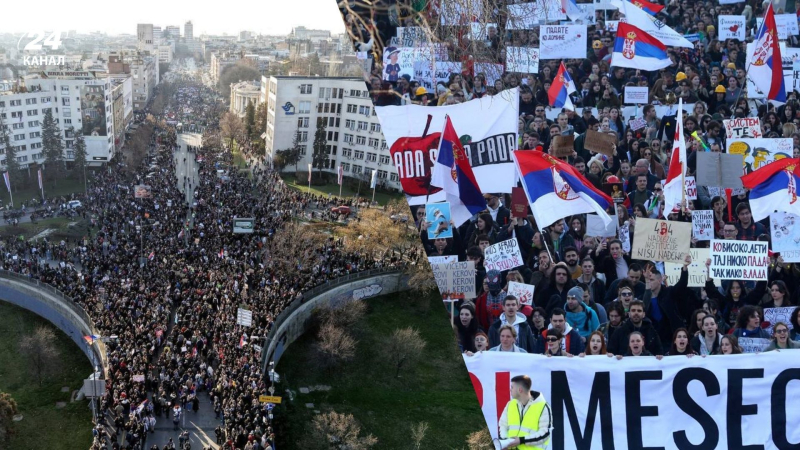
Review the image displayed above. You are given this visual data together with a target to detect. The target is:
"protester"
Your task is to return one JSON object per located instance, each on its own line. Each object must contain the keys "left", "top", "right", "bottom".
{"left": 765, "top": 322, "right": 800, "bottom": 351}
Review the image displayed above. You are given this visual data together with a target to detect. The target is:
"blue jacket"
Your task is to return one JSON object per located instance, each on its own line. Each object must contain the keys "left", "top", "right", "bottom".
{"left": 564, "top": 301, "right": 600, "bottom": 338}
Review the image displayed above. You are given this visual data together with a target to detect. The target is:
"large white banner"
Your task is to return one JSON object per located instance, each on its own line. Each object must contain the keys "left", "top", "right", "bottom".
{"left": 464, "top": 352, "right": 800, "bottom": 448}
{"left": 377, "top": 89, "right": 519, "bottom": 206}
{"left": 539, "top": 25, "right": 587, "bottom": 59}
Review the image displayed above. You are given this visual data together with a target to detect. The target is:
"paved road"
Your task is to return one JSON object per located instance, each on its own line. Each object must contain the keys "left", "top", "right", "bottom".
{"left": 175, "top": 133, "right": 202, "bottom": 206}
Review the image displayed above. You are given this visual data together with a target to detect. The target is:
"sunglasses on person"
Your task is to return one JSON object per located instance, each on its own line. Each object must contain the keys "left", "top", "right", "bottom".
{"left": 774, "top": 329, "right": 788, "bottom": 334}
{"left": 620, "top": 291, "right": 633, "bottom": 297}
{"left": 547, "top": 337, "right": 560, "bottom": 342}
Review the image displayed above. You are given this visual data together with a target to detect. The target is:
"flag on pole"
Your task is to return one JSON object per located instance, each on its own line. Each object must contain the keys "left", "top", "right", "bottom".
{"left": 308, "top": 163, "right": 312, "bottom": 183}
{"left": 548, "top": 62, "right": 577, "bottom": 111}
{"left": 218, "top": 249, "right": 225, "bottom": 259}
{"left": 662, "top": 98, "right": 687, "bottom": 217}
{"left": 741, "top": 158, "right": 800, "bottom": 221}
{"left": 83, "top": 335, "right": 101, "bottom": 345}
{"left": 629, "top": 0, "right": 664, "bottom": 15}
{"left": 430, "top": 115, "right": 487, "bottom": 225}
{"left": 611, "top": 23, "right": 672, "bottom": 71}
{"left": 148, "top": 251, "right": 155, "bottom": 261}
{"left": 2, "top": 172, "right": 10, "bottom": 193}
{"left": 749, "top": 2, "right": 786, "bottom": 102}
{"left": 337, "top": 165, "right": 343, "bottom": 185}
{"left": 238, "top": 334, "right": 247, "bottom": 348}
{"left": 37, "top": 169, "right": 43, "bottom": 190}
{"left": 370, "top": 169, "right": 377, "bottom": 189}
{"left": 178, "top": 229, "right": 184, "bottom": 239}
{"left": 610, "top": 0, "right": 693, "bottom": 48}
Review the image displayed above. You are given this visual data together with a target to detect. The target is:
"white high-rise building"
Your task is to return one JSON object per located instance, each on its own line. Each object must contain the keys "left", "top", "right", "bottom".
{"left": 137, "top": 24, "right": 154, "bottom": 52}
{"left": 184, "top": 21, "right": 194, "bottom": 41}
{"left": 165, "top": 26, "right": 181, "bottom": 40}
{"left": 263, "top": 76, "right": 398, "bottom": 191}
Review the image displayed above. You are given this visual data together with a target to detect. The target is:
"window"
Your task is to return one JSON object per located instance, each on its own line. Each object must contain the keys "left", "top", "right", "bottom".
{"left": 366, "top": 153, "right": 377, "bottom": 162}
{"left": 32, "top": 153, "right": 43, "bottom": 160}
{"left": 347, "top": 104, "right": 357, "bottom": 114}
{"left": 28, "top": 132, "right": 40, "bottom": 139}
{"left": 297, "top": 117, "right": 309, "bottom": 128}
{"left": 343, "top": 134, "right": 353, "bottom": 144}
{"left": 28, "top": 121, "right": 40, "bottom": 127}
{"left": 345, "top": 119, "right": 355, "bottom": 129}
{"left": 358, "top": 105, "right": 370, "bottom": 115}
{"left": 13, "top": 134, "right": 24, "bottom": 141}
{"left": 26, "top": 98, "right": 37, "bottom": 105}
{"left": 17, "top": 156, "right": 27, "bottom": 162}
{"left": 298, "top": 101, "right": 311, "bottom": 113}
{"left": 61, "top": 86, "right": 69, "bottom": 92}
{"left": 62, "top": 110, "right": 71, "bottom": 118}
{"left": 300, "top": 84, "right": 312, "bottom": 94}
{"left": 299, "top": 146, "right": 306, "bottom": 156}
{"left": 352, "top": 164, "right": 363, "bottom": 174}
{"left": 368, "top": 138, "right": 379, "bottom": 147}
{"left": 65, "top": 140, "right": 73, "bottom": 149}
{"left": 42, "top": 108, "right": 51, "bottom": 114}
{"left": 354, "top": 150, "right": 364, "bottom": 159}
{"left": 370, "top": 123, "right": 381, "bottom": 132}
{"left": 355, "top": 136, "right": 366, "bottom": 145}
{"left": 11, "top": 112, "right": 21, "bottom": 119}
{"left": 390, "top": 173, "right": 399, "bottom": 182}
{"left": 10, "top": 100, "right": 21, "bottom": 106}
{"left": 26, "top": 110, "right": 37, "bottom": 116}
{"left": 12, "top": 123, "right": 24, "bottom": 130}
{"left": 40, "top": 97, "right": 51, "bottom": 103}
{"left": 62, "top": 119, "right": 70, "bottom": 125}
{"left": 66, "top": 151, "right": 74, "bottom": 158}
{"left": 342, "top": 148, "right": 352, "bottom": 158}
{"left": 30, "top": 142, "right": 42, "bottom": 149}
{"left": 299, "top": 131, "right": 308, "bottom": 142}
{"left": 342, "top": 162, "right": 350, "bottom": 172}
{"left": 378, "top": 170, "right": 388, "bottom": 179}
{"left": 62, "top": 98, "right": 71, "bottom": 106}
{"left": 357, "top": 121, "right": 368, "bottom": 131}
{"left": 349, "top": 89, "right": 360, "bottom": 97}
{"left": 0, "top": 101, "right": 4, "bottom": 108}
{"left": 379, "top": 155, "right": 390, "bottom": 164}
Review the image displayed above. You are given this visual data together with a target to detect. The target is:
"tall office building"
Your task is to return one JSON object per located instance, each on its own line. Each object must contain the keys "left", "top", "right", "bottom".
{"left": 184, "top": 21, "right": 194, "bottom": 41}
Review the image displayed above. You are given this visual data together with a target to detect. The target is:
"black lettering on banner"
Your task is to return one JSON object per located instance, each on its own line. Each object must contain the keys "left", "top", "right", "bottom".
{"left": 727, "top": 369, "right": 765, "bottom": 450}
{"left": 770, "top": 368, "right": 800, "bottom": 449}
{"left": 625, "top": 371, "right": 665, "bottom": 450}
{"left": 463, "top": 133, "right": 516, "bottom": 168}
{"left": 550, "top": 371, "right": 615, "bottom": 449}
{"left": 672, "top": 368, "right": 720, "bottom": 449}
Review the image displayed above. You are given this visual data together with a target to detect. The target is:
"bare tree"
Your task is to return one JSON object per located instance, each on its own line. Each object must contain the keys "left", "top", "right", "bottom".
{"left": 219, "top": 111, "right": 245, "bottom": 151}
{"left": 19, "top": 326, "right": 60, "bottom": 386}
{"left": 318, "top": 299, "right": 368, "bottom": 330}
{"left": 383, "top": 327, "right": 426, "bottom": 378}
{"left": 411, "top": 422, "right": 429, "bottom": 450}
{"left": 316, "top": 323, "right": 357, "bottom": 367}
{"left": 465, "top": 428, "right": 494, "bottom": 450}
{"left": 267, "top": 222, "right": 327, "bottom": 274}
{"left": 300, "top": 411, "right": 378, "bottom": 450}
{"left": 0, "top": 392, "right": 18, "bottom": 445}
{"left": 404, "top": 259, "right": 438, "bottom": 296}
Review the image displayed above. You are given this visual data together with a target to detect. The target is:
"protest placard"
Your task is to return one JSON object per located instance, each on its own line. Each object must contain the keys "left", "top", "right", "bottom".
{"left": 507, "top": 281, "right": 535, "bottom": 306}
{"left": 718, "top": 16, "right": 746, "bottom": 40}
{"left": 396, "top": 27, "right": 429, "bottom": 47}
{"left": 426, "top": 202, "right": 453, "bottom": 239}
{"left": 484, "top": 239, "right": 524, "bottom": 272}
{"left": 723, "top": 117, "right": 762, "bottom": 139}
{"left": 132, "top": 374, "right": 145, "bottom": 382}
{"left": 382, "top": 47, "right": 421, "bottom": 81}
{"left": 475, "top": 63, "right": 505, "bottom": 86}
{"left": 134, "top": 185, "right": 152, "bottom": 199}
{"left": 469, "top": 22, "right": 497, "bottom": 40}
{"left": 757, "top": 14, "right": 800, "bottom": 39}
{"left": 539, "top": 25, "right": 587, "bottom": 59}
{"left": 631, "top": 218, "right": 692, "bottom": 264}
{"left": 628, "top": 117, "right": 647, "bottom": 131}
{"left": 506, "top": 0, "right": 566, "bottom": 28}
{"left": 584, "top": 130, "right": 616, "bottom": 156}
{"left": 586, "top": 213, "right": 617, "bottom": 238}
{"left": 440, "top": 1, "right": 483, "bottom": 25}
{"left": 738, "top": 337, "right": 770, "bottom": 353}
{"left": 510, "top": 187, "right": 528, "bottom": 218}
{"left": 710, "top": 239, "right": 769, "bottom": 281}
{"left": 692, "top": 210, "right": 714, "bottom": 241}
{"left": 792, "top": 60, "right": 800, "bottom": 94}
{"left": 506, "top": 47, "right": 539, "bottom": 73}
{"left": 624, "top": 86, "right": 648, "bottom": 104}
{"left": 413, "top": 61, "right": 463, "bottom": 90}
{"left": 763, "top": 307, "right": 796, "bottom": 335}
{"left": 603, "top": 182, "right": 625, "bottom": 204}
{"left": 428, "top": 255, "right": 458, "bottom": 265}
{"left": 727, "top": 138, "right": 793, "bottom": 174}
{"left": 696, "top": 152, "right": 744, "bottom": 188}
{"left": 431, "top": 261, "right": 477, "bottom": 299}
{"left": 685, "top": 176, "right": 697, "bottom": 200}
{"left": 236, "top": 308, "right": 253, "bottom": 327}
{"left": 552, "top": 135, "right": 575, "bottom": 157}
{"left": 605, "top": 20, "right": 619, "bottom": 32}
{"left": 768, "top": 212, "right": 800, "bottom": 262}
{"left": 664, "top": 248, "right": 720, "bottom": 288}
{"left": 619, "top": 223, "right": 631, "bottom": 253}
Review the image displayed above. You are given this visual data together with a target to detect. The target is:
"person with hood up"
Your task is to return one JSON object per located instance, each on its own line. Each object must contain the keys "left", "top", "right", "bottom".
{"left": 536, "top": 308, "right": 585, "bottom": 354}
{"left": 474, "top": 270, "right": 507, "bottom": 331}
{"left": 488, "top": 295, "right": 538, "bottom": 353}
{"left": 564, "top": 286, "right": 600, "bottom": 341}
{"left": 607, "top": 299, "right": 663, "bottom": 355}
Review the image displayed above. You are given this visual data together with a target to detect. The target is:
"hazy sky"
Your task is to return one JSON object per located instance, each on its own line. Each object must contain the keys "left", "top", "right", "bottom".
{"left": 2, "top": 0, "right": 346, "bottom": 36}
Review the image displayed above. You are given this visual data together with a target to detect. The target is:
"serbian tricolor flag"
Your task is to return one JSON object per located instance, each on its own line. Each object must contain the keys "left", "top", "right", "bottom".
{"left": 513, "top": 150, "right": 613, "bottom": 228}
{"left": 430, "top": 115, "right": 487, "bottom": 226}
{"left": 148, "top": 251, "right": 155, "bottom": 260}
{"left": 238, "top": 334, "right": 247, "bottom": 348}
{"left": 548, "top": 62, "right": 576, "bottom": 111}
{"left": 84, "top": 335, "right": 100, "bottom": 345}
{"left": 749, "top": 2, "right": 786, "bottom": 102}
{"left": 741, "top": 158, "right": 800, "bottom": 222}
{"left": 662, "top": 98, "right": 687, "bottom": 217}
{"left": 218, "top": 249, "right": 224, "bottom": 259}
{"left": 630, "top": 0, "right": 664, "bottom": 15}
{"left": 611, "top": 22, "right": 672, "bottom": 71}
{"left": 2, "top": 172, "right": 10, "bottom": 193}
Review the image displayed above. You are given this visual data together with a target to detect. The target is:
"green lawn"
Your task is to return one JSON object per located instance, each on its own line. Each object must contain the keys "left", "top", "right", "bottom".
{"left": 6, "top": 177, "right": 85, "bottom": 207}
{"left": 275, "top": 291, "right": 486, "bottom": 450}
{"left": 0, "top": 302, "right": 93, "bottom": 450}
{"left": 280, "top": 173, "right": 400, "bottom": 206}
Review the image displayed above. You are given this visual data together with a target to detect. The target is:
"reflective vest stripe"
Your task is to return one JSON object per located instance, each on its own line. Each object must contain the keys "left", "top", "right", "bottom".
{"left": 507, "top": 398, "right": 548, "bottom": 450}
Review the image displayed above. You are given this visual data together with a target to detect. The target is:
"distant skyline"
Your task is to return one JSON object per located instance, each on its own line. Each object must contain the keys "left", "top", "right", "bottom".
{"left": 2, "top": 0, "right": 345, "bottom": 36}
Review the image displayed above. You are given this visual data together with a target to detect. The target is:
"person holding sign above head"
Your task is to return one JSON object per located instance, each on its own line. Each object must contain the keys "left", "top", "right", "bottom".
{"left": 643, "top": 257, "right": 694, "bottom": 351}
{"left": 765, "top": 322, "right": 800, "bottom": 351}
{"left": 496, "top": 375, "right": 552, "bottom": 450}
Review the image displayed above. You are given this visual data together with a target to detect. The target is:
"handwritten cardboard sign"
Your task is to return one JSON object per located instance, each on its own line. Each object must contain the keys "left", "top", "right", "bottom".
{"left": 710, "top": 239, "right": 769, "bottom": 281}
{"left": 484, "top": 239, "right": 524, "bottom": 272}
{"left": 552, "top": 135, "right": 575, "bottom": 157}
{"left": 585, "top": 130, "right": 616, "bottom": 156}
{"left": 631, "top": 218, "right": 692, "bottom": 264}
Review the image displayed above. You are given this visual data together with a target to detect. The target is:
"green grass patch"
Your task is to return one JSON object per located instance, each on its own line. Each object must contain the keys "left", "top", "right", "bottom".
{"left": 0, "top": 217, "right": 87, "bottom": 241}
{"left": 275, "top": 291, "right": 486, "bottom": 449}
{"left": 0, "top": 302, "right": 93, "bottom": 450}
{"left": 280, "top": 173, "right": 400, "bottom": 206}
{"left": 7, "top": 176, "right": 85, "bottom": 207}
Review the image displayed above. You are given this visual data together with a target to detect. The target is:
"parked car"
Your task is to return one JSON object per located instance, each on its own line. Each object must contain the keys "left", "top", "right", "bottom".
{"left": 331, "top": 206, "right": 351, "bottom": 215}
{"left": 66, "top": 200, "right": 82, "bottom": 209}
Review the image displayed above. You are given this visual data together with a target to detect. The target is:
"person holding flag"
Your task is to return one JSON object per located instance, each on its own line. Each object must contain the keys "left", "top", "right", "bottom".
{"left": 662, "top": 98, "right": 688, "bottom": 217}
{"left": 548, "top": 62, "right": 577, "bottom": 111}
{"left": 746, "top": 2, "right": 785, "bottom": 103}
{"left": 430, "top": 115, "right": 487, "bottom": 226}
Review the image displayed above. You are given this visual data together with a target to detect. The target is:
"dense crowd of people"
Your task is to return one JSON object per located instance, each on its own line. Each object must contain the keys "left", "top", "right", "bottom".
{"left": 1, "top": 69, "right": 404, "bottom": 449}
{"left": 339, "top": 0, "right": 800, "bottom": 360}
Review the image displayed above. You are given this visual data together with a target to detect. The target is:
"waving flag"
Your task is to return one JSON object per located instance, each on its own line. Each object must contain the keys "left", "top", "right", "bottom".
{"left": 178, "top": 229, "right": 184, "bottom": 239}
{"left": 218, "top": 249, "right": 225, "bottom": 259}
{"left": 611, "top": 23, "right": 672, "bottom": 71}
{"left": 741, "top": 158, "right": 800, "bottom": 222}
{"left": 148, "top": 251, "right": 155, "bottom": 261}
{"left": 611, "top": 0, "right": 693, "bottom": 48}
{"left": 337, "top": 165, "right": 343, "bottom": 185}
{"left": 370, "top": 169, "right": 377, "bottom": 189}
{"left": 430, "top": 115, "right": 487, "bottom": 225}
{"left": 749, "top": 3, "right": 786, "bottom": 102}
{"left": 84, "top": 335, "right": 101, "bottom": 345}
{"left": 630, "top": 0, "right": 664, "bottom": 15}
{"left": 548, "top": 62, "right": 576, "bottom": 111}
{"left": 2, "top": 172, "right": 10, "bottom": 193}
{"left": 662, "top": 98, "right": 687, "bottom": 217}
{"left": 514, "top": 150, "right": 613, "bottom": 228}
{"left": 561, "top": 0, "right": 585, "bottom": 21}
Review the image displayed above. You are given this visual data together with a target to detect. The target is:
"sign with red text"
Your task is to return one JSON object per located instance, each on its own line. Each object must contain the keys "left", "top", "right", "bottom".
{"left": 539, "top": 25, "right": 587, "bottom": 59}
{"left": 484, "top": 239, "right": 524, "bottom": 272}
{"left": 723, "top": 117, "right": 762, "bottom": 139}
{"left": 631, "top": 218, "right": 691, "bottom": 264}
{"left": 710, "top": 239, "right": 769, "bottom": 281}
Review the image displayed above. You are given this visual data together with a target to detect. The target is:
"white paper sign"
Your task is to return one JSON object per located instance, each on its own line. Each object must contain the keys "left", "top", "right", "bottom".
{"left": 769, "top": 212, "right": 800, "bottom": 262}
{"left": 431, "top": 260, "right": 477, "bottom": 299}
{"left": 474, "top": 63, "right": 505, "bottom": 86}
{"left": 664, "top": 248, "right": 720, "bottom": 288}
{"left": 718, "top": 16, "right": 745, "bottom": 41}
{"left": 763, "top": 307, "right": 796, "bottom": 335}
{"left": 469, "top": 22, "right": 497, "bottom": 41}
{"left": 692, "top": 210, "right": 714, "bottom": 241}
{"left": 659, "top": 176, "right": 696, "bottom": 200}
{"left": 506, "top": 47, "right": 540, "bottom": 73}
{"left": 539, "top": 25, "right": 587, "bottom": 59}
{"left": 428, "top": 255, "right": 458, "bottom": 265}
{"left": 507, "top": 0, "right": 566, "bottom": 29}
{"left": 236, "top": 308, "right": 253, "bottom": 327}
{"left": 723, "top": 117, "right": 762, "bottom": 139}
{"left": 586, "top": 213, "right": 617, "bottom": 237}
{"left": 737, "top": 337, "right": 770, "bottom": 353}
{"left": 507, "top": 281, "right": 535, "bottom": 306}
{"left": 413, "top": 61, "right": 462, "bottom": 90}
{"left": 710, "top": 239, "right": 769, "bottom": 281}
{"left": 624, "top": 86, "right": 648, "bottom": 104}
{"left": 484, "top": 239, "right": 524, "bottom": 272}
{"left": 605, "top": 20, "right": 619, "bottom": 32}
{"left": 440, "top": 0, "right": 484, "bottom": 25}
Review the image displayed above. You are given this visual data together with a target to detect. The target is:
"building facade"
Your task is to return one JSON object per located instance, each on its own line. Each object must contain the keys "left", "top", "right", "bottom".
{"left": 263, "top": 76, "right": 399, "bottom": 191}
{"left": 137, "top": 24, "right": 154, "bottom": 53}
{"left": 229, "top": 81, "right": 261, "bottom": 117}
{"left": 184, "top": 21, "right": 194, "bottom": 41}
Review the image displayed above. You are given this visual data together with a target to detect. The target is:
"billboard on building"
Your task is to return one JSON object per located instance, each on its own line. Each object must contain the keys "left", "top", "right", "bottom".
{"left": 80, "top": 85, "right": 107, "bottom": 137}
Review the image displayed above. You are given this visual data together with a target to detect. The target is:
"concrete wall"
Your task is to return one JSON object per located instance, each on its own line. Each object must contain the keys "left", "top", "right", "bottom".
{"left": 0, "top": 270, "right": 107, "bottom": 374}
{"left": 264, "top": 269, "right": 410, "bottom": 368}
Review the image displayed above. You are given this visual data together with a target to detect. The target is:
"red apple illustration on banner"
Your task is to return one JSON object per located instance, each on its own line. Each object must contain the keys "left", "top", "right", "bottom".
{"left": 390, "top": 115, "right": 442, "bottom": 197}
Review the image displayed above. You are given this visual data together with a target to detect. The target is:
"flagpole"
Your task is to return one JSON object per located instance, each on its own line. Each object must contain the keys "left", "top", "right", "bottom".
{"left": 338, "top": 166, "right": 343, "bottom": 199}
{"left": 735, "top": 3, "right": 771, "bottom": 108}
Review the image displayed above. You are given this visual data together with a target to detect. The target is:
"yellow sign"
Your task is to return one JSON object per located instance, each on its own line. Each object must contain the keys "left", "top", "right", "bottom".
{"left": 259, "top": 395, "right": 282, "bottom": 404}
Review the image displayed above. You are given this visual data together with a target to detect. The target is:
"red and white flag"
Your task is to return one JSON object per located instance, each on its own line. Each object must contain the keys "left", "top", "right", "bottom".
{"left": 663, "top": 98, "right": 687, "bottom": 217}
{"left": 337, "top": 165, "right": 343, "bottom": 185}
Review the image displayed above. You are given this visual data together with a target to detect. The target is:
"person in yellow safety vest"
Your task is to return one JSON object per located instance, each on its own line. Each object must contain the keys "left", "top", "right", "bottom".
{"left": 497, "top": 375, "right": 552, "bottom": 449}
